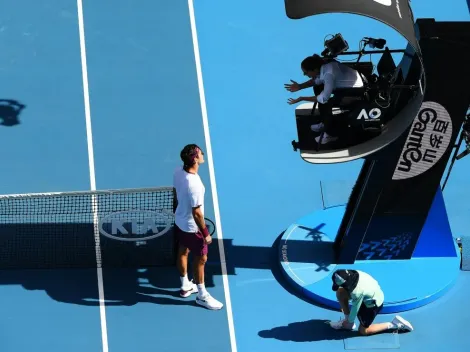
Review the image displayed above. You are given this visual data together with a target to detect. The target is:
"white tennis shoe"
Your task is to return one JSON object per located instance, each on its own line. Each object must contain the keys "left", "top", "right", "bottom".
{"left": 196, "top": 293, "right": 224, "bottom": 310}
{"left": 392, "top": 315, "right": 414, "bottom": 332}
{"left": 179, "top": 281, "right": 198, "bottom": 298}
{"left": 329, "top": 317, "right": 356, "bottom": 330}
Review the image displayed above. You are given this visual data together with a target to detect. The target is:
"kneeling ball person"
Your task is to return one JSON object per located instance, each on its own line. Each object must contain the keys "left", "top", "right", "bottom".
{"left": 330, "top": 269, "right": 413, "bottom": 335}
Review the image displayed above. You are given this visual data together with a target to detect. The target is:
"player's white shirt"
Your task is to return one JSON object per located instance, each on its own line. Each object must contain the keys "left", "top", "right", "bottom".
{"left": 173, "top": 166, "right": 205, "bottom": 233}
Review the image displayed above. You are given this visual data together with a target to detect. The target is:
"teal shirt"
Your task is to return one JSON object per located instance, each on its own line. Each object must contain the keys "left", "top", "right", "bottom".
{"left": 347, "top": 271, "right": 384, "bottom": 323}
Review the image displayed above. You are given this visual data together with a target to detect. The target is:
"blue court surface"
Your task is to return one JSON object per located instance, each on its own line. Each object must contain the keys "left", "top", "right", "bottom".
{"left": 0, "top": 1, "right": 469, "bottom": 351}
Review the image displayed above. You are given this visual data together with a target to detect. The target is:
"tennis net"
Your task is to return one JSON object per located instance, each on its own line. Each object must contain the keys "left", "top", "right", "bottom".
{"left": 0, "top": 187, "right": 177, "bottom": 269}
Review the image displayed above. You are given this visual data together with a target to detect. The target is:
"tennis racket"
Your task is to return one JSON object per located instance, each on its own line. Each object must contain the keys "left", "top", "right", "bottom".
{"left": 204, "top": 217, "right": 216, "bottom": 236}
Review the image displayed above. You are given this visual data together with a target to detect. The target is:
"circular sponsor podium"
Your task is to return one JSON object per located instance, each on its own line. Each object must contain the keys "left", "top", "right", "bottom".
{"left": 278, "top": 198, "right": 461, "bottom": 314}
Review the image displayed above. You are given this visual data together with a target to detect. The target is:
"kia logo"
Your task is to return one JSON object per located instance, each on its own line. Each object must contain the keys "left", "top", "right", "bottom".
{"left": 98, "top": 209, "right": 173, "bottom": 242}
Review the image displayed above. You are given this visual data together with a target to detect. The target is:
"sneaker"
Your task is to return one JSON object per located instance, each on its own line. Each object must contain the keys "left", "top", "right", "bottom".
{"left": 392, "top": 315, "right": 413, "bottom": 332}
{"left": 329, "top": 317, "right": 356, "bottom": 330}
{"left": 180, "top": 280, "right": 198, "bottom": 298}
{"left": 310, "top": 122, "right": 324, "bottom": 132}
{"left": 315, "top": 133, "right": 338, "bottom": 145}
{"left": 196, "top": 293, "right": 224, "bottom": 310}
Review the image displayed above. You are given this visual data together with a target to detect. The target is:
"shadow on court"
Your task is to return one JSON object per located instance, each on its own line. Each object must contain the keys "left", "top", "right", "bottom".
{"left": 0, "top": 267, "right": 206, "bottom": 308}
{"left": 258, "top": 319, "right": 355, "bottom": 342}
{"left": 0, "top": 99, "right": 26, "bottom": 126}
{"left": 0, "top": 227, "right": 335, "bottom": 310}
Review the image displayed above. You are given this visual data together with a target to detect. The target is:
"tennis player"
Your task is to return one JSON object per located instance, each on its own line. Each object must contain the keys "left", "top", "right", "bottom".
{"left": 329, "top": 269, "right": 413, "bottom": 335}
{"left": 173, "top": 144, "right": 223, "bottom": 310}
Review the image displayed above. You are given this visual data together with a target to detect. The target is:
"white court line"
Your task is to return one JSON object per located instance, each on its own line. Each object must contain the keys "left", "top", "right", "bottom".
{"left": 187, "top": 1, "right": 237, "bottom": 351}
{"left": 76, "top": 1, "right": 109, "bottom": 352}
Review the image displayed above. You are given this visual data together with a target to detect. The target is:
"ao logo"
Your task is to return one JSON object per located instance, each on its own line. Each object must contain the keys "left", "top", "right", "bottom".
{"left": 392, "top": 101, "right": 453, "bottom": 180}
{"left": 98, "top": 209, "right": 173, "bottom": 241}
{"left": 373, "top": 0, "right": 392, "bottom": 5}
{"left": 357, "top": 108, "right": 382, "bottom": 120}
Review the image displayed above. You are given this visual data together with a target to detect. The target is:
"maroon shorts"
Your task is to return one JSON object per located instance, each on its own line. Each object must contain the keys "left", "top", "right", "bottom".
{"left": 175, "top": 225, "right": 208, "bottom": 256}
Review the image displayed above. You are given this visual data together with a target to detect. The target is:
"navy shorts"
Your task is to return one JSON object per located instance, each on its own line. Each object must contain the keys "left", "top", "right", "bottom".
{"left": 358, "top": 303, "right": 383, "bottom": 328}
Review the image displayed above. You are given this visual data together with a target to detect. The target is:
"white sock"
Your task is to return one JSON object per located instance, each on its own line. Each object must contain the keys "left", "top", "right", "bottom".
{"left": 387, "top": 322, "right": 396, "bottom": 329}
{"left": 197, "top": 283, "right": 209, "bottom": 297}
{"left": 180, "top": 274, "right": 190, "bottom": 288}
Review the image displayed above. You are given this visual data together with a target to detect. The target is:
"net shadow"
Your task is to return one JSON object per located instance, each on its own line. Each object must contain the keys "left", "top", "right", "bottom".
{"left": 0, "top": 223, "right": 175, "bottom": 269}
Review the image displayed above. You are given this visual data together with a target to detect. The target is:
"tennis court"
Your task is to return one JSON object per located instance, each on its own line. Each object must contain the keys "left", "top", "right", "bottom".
{"left": 0, "top": 1, "right": 469, "bottom": 351}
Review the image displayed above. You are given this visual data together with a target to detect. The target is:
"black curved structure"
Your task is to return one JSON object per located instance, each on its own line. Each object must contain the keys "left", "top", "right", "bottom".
{"left": 285, "top": 0, "right": 470, "bottom": 263}
{"left": 285, "top": 0, "right": 419, "bottom": 52}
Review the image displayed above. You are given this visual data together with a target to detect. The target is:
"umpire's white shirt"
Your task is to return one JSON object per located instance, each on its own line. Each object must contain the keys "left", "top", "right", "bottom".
{"left": 173, "top": 166, "right": 205, "bottom": 233}
{"left": 314, "top": 61, "right": 364, "bottom": 104}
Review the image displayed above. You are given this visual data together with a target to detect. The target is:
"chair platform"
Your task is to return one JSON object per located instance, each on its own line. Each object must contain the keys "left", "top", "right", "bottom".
{"left": 278, "top": 189, "right": 461, "bottom": 313}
